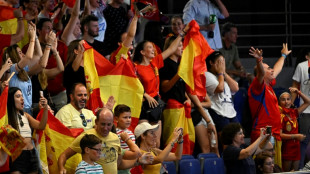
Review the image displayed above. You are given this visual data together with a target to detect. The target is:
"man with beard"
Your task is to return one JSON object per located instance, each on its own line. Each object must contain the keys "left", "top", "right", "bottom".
{"left": 56, "top": 83, "right": 96, "bottom": 130}
{"left": 81, "top": 15, "right": 107, "bottom": 57}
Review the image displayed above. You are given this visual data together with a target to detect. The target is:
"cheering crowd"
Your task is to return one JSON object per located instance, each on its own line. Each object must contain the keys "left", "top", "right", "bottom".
{"left": 1, "top": 0, "right": 310, "bottom": 173}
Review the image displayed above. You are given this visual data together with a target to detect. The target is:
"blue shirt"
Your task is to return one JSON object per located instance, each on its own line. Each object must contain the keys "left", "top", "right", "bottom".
{"left": 9, "top": 64, "right": 32, "bottom": 110}
{"left": 183, "top": 0, "right": 225, "bottom": 50}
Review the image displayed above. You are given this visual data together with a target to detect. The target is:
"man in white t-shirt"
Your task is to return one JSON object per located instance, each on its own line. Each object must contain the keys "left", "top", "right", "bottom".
{"left": 292, "top": 48, "right": 310, "bottom": 168}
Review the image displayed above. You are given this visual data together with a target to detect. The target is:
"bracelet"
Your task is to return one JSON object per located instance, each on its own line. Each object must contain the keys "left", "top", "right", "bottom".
{"left": 45, "top": 47, "right": 50, "bottom": 50}
{"left": 257, "top": 57, "right": 263, "bottom": 63}
{"left": 17, "top": 17, "right": 23, "bottom": 21}
{"left": 170, "top": 142, "right": 175, "bottom": 148}
{"left": 207, "top": 120, "right": 212, "bottom": 124}
{"left": 179, "top": 32, "right": 185, "bottom": 38}
{"left": 30, "top": 40, "right": 35, "bottom": 42}
{"left": 177, "top": 139, "right": 184, "bottom": 144}
{"left": 217, "top": 73, "right": 224, "bottom": 76}
{"left": 281, "top": 53, "right": 287, "bottom": 58}
{"left": 124, "top": 137, "right": 130, "bottom": 142}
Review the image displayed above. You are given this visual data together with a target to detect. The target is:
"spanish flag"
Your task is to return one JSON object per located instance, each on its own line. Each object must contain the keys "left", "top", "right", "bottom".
{"left": 34, "top": 110, "right": 84, "bottom": 174}
{"left": 83, "top": 42, "right": 144, "bottom": 131}
{"left": 0, "top": 86, "right": 8, "bottom": 127}
{"left": 178, "top": 20, "right": 214, "bottom": 97}
{"left": 0, "top": 5, "right": 29, "bottom": 50}
{"left": 162, "top": 99, "right": 195, "bottom": 154}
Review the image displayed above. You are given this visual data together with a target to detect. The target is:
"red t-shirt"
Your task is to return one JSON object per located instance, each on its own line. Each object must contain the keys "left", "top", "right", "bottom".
{"left": 46, "top": 40, "right": 68, "bottom": 95}
{"left": 280, "top": 106, "right": 300, "bottom": 160}
{"left": 248, "top": 77, "right": 281, "bottom": 141}
{"left": 135, "top": 54, "right": 163, "bottom": 97}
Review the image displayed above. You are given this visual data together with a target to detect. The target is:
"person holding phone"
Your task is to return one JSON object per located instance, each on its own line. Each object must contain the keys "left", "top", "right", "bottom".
{"left": 278, "top": 87, "right": 310, "bottom": 171}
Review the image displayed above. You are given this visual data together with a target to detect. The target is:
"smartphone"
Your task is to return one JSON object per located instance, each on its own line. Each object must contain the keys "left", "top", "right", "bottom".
{"left": 266, "top": 126, "right": 272, "bottom": 134}
{"left": 178, "top": 128, "right": 183, "bottom": 136}
{"left": 40, "top": 91, "right": 43, "bottom": 97}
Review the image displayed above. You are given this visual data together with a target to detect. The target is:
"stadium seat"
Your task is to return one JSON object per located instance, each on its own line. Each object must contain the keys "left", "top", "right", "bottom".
{"left": 203, "top": 158, "right": 225, "bottom": 174}
{"left": 162, "top": 161, "right": 176, "bottom": 174}
{"left": 181, "top": 154, "right": 194, "bottom": 160}
{"left": 179, "top": 159, "right": 201, "bottom": 174}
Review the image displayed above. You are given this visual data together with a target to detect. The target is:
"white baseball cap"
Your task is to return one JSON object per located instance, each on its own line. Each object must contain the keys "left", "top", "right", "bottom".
{"left": 134, "top": 122, "right": 159, "bottom": 138}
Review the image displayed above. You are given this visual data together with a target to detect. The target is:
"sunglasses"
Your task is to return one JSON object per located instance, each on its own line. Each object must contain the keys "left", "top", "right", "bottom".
{"left": 80, "top": 113, "right": 87, "bottom": 127}
{"left": 18, "top": 114, "right": 24, "bottom": 127}
{"left": 88, "top": 147, "right": 102, "bottom": 153}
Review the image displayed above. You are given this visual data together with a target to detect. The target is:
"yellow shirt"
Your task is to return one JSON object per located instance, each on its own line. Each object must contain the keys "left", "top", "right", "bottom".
{"left": 141, "top": 150, "right": 162, "bottom": 174}
{"left": 70, "top": 129, "right": 121, "bottom": 174}
{"left": 55, "top": 104, "right": 96, "bottom": 130}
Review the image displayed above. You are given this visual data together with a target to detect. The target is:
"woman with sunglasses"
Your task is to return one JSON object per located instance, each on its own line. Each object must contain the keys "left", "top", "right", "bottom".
{"left": 7, "top": 87, "right": 48, "bottom": 174}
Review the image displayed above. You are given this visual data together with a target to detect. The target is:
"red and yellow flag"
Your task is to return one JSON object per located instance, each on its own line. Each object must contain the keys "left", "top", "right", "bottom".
{"left": 34, "top": 110, "right": 84, "bottom": 174}
{"left": 178, "top": 20, "right": 214, "bottom": 97}
{"left": 131, "top": 0, "right": 160, "bottom": 21}
{"left": 83, "top": 42, "right": 144, "bottom": 131}
{"left": 162, "top": 99, "right": 195, "bottom": 155}
{"left": 0, "top": 86, "right": 8, "bottom": 127}
{"left": 0, "top": 5, "right": 29, "bottom": 50}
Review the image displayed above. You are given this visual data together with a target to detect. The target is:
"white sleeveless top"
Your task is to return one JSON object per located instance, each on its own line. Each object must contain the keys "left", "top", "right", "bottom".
{"left": 18, "top": 114, "right": 32, "bottom": 138}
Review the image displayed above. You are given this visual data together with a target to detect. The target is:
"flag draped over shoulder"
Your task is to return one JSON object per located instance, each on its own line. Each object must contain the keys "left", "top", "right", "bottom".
{"left": 162, "top": 99, "right": 195, "bottom": 155}
{"left": 83, "top": 42, "right": 144, "bottom": 131}
{"left": 0, "top": 86, "right": 8, "bottom": 127}
{"left": 34, "top": 110, "right": 84, "bottom": 174}
{"left": 178, "top": 20, "right": 214, "bottom": 97}
{"left": 0, "top": 5, "right": 29, "bottom": 50}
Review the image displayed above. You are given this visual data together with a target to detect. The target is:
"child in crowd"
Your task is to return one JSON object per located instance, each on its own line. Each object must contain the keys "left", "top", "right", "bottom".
{"left": 75, "top": 134, "right": 103, "bottom": 174}
{"left": 279, "top": 87, "right": 310, "bottom": 171}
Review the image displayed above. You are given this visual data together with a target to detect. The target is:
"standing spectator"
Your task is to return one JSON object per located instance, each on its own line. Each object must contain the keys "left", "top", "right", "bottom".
{"left": 291, "top": 48, "right": 310, "bottom": 168}
{"left": 222, "top": 123, "right": 270, "bottom": 174}
{"left": 103, "top": 0, "right": 130, "bottom": 56}
{"left": 248, "top": 43, "right": 291, "bottom": 168}
{"left": 183, "top": 0, "right": 229, "bottom": 50}
{"left": 166, "top": 15, "right": 185, "bottom": 37}
{"left": 36, "top": 18, "right": 68, "bottom": 113}
{"left": 279, "top": 88, "right": 310, "bottom": 171}
{"left": 75, "top": 134, "right": 103, "bottom": 174}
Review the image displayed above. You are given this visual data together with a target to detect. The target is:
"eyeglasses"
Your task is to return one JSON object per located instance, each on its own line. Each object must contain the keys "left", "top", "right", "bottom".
{"left": 80, "top": 113, "right": 87, "bottom": 127}
{"left": 18, "top": 114, "right": 24, "bottom": 127}
{"left": 88, "top": 147, "right": 102, "bottom": 153}
{"left": 264, "top": 162, "right": 273, "bottom": 166}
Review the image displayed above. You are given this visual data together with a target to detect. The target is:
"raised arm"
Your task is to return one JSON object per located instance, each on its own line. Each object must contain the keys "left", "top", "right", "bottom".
{"left": 120, "top": 132, "right": 141, "bottom": 160}
{"left": 214, "top": 0, "right": 229, "bottom": 18}
{"left": 289, "top": 87, "right": 310, "bottom": 114}
{"left": 123, "top": 14, "right": 138, "bottom": 48}
{"left": 0, "top": 58, "right": 12, "bottom": 79}
{"left": 249, "top": 47, "right": 264, "bottom": 84}
{"left": 61, "top": 0, "right": 81, "bottom": 46}
{"left": 10, "top": 8, "right": 25, "bottom": 46}
{"left": 161, "top": 24, "right": 190, "bottom": 60}
{"left": 273, "top": 43, "right": 292, "bottom": 78}
{"left": 291, "top": 80, "right": 300, "bottom": 103}
{"left": 44, "top": 38, "right": 65, "bottom": 78}
{"left": 27, "top": 96, "right": 48, "bottom": 130}
{"left": 72, "top": 40, "right": 84, "bottom": 72}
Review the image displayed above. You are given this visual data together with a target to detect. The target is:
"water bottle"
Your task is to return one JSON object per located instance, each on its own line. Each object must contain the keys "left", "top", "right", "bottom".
{"left": 211, "top": 132, "right": 216, "bottom": 147}
{"left": 208, "top": 14, "right": 217, "bottom": 38}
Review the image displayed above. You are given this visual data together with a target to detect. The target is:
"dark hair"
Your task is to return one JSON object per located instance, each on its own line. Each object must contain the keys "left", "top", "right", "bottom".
{"left": 70, "top": 83, "right": 86, "bottom": 95}
{"left": 221, "top": 22, "right": 237, "bottom": 37}
{"left": 295, "top": 48, "right": 310, "bottom": 70}
{"left": 163, "top": 36, "right": 177, "bottom": 51}
{"left": 206, "top": 51, "right": 223, "bottom": 70}
{"left": 114, "top": 104, "right": 131, "bottom": 117}
{"left": 221, "top": 123, "right": 243, "bottom": 145}
{"left": 80, "top": 15, "right": 98, "bottom": 34}
{"left": 133, "top": 40, "right": 150, "bottom": 64}
{"left": 3, "top": 44, "right": 29, "bottom": 82}
{"left": 255, "top": 154, "right": 272, "bottom": 174}
{"left": 144, "top": 21, "right": 164, "bottom": 51}
{"left": 80, "top": 134, "right": 102, "bottom": 154}
{"left": 171, "top": 15, "right": 183, "bottom": 24}
{"left": 66, "top": 40, "right": 82, "bottom": 67}
{"left": 37, "top": 18, "right": 52, "bottom": 30}
{"left": 136, "top": 131, "right": 148, "bottom": 147}
{"left": 8, "top": 87, "right": 24, "bottom": 131}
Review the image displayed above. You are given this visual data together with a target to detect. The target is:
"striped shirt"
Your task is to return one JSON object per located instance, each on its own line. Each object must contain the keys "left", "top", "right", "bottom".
{"left": 116, "top": 128, "right": 135, "bottom": 150}
{"left": 75, "top": 161, "right": 103, "bottom": 174}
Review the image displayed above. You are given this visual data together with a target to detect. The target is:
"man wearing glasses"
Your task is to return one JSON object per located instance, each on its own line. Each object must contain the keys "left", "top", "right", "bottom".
{"left": 56, "top": 83, "right": 96, "bottom": 130}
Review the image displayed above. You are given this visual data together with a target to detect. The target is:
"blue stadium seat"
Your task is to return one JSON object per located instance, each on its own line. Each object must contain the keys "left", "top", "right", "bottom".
{"left": 197, "top": 153, "right": 218, "bottom": 161}
{"left": 181, "top": 154, "right": 194, "bottom": 160}
{"left": 179, "top": 159, "right": 201, "bottom": 174}
{"left": 203, "top": 158, "right": 225, "bottom": 174}
{"left": 233, "top": 87, "right": 248, "bottom": 123}
{"left": 162, "top": 161, "right": 176, "bottom": 174}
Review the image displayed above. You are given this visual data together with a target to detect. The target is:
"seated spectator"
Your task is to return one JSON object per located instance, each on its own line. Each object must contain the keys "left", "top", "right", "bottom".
{"left": 134, "top": 122, "right": 183, "bottom": 173}
{"left": 56, "top": 83, "right": 96, "bottom": 130}
{"left": 133, "top": 23, "right": 190, "bottom": 148}
{"left": 279, "top": 88, "right": 310, "bottom": 171}
{"left": 255, "top": 154, "right": 274, "bottom": 174}
{"left": 75, "top": 134, "right": 103, "bottom": 174}
{"left": 258, "top": 142, "right": 283, "bottom": 173}
{"left": 63, "top": 40, "right": 85, "bottom": 102}
{"left": 222, "top": 123, "right": 270, "bottom": 174}
{"left": 7, "top": 87, "right": 48, "bottom": 173}
{"left": 61, "top": 0, "right": 82, "bottom": 46}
